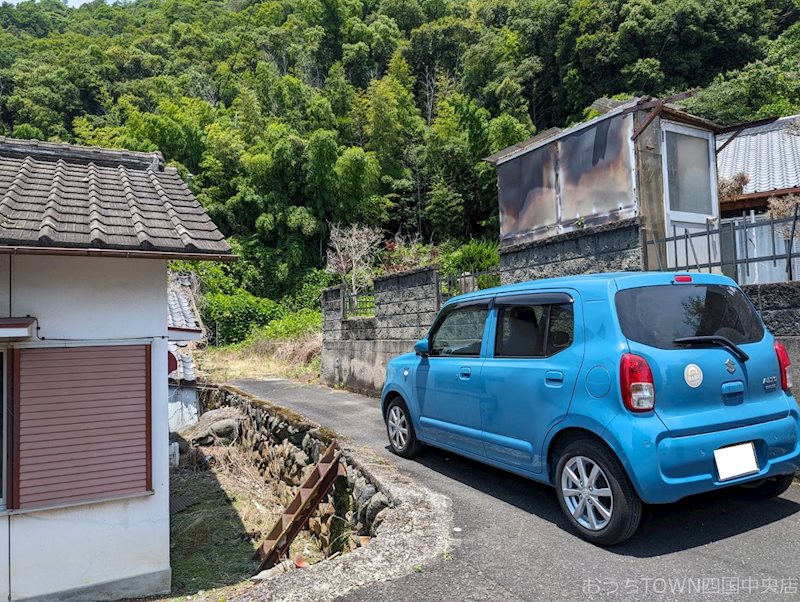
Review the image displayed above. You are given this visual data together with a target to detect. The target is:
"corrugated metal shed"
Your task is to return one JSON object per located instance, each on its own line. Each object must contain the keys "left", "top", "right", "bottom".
{"left": 717, "top": 115, "right": 800, "bottom": 196}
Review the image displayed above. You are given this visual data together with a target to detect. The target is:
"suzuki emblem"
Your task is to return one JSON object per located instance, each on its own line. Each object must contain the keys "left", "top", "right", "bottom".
{"left": 725, "top": 359, "right": 736, "bottom": 374}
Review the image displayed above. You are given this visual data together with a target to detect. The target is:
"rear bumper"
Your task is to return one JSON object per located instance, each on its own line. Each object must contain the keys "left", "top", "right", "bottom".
{"left": 607, "top": 409, "right": 800, "bottom": 504}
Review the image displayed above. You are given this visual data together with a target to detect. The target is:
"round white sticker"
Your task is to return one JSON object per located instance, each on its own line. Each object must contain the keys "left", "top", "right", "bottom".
{"left": 684, "top": 364, "right": 704, "bottom": 388}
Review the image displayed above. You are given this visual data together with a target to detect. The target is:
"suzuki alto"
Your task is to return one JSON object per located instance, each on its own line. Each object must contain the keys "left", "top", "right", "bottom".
{"left": 380, "top": 272, "right": 800, "bottom": 544}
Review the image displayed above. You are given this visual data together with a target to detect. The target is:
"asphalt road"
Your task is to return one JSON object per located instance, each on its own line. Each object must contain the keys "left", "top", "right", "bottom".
{"left": 233, "top": 378, "right": 800, "bottom": 602}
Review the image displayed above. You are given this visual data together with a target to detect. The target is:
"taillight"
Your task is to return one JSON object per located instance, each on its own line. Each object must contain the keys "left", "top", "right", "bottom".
{"left": 775, "top": 341, "right": 793, "bottom": 391}
{"left": 674, "top": 275, "right": 693, "bottom": 283}
{"left": 620, "top": 353, "right": 655, "bottom": 412}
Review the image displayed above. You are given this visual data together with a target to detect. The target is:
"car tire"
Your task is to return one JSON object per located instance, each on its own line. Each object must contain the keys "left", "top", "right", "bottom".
{"left": 554, "top": 439, "right": 642, "bottom": 546}
{"left": 735, "top": 474, "right": 795, "bottom": 501}
{"left": 385, "top": 398, "right": 422, "bottom": 458}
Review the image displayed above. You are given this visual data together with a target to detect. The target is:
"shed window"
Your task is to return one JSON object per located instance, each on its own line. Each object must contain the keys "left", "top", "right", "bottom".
{"left": 662, "top": 122, "right": 717, "bottom": 222}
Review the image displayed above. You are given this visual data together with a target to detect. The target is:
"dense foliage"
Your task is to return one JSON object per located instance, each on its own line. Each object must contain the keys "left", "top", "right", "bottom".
{"left": 2, "top": 0, "right": 800, "bottom": 327}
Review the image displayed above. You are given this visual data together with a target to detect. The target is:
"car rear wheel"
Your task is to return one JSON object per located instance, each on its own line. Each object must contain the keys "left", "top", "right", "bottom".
{"left": 736, "top": 474, "right": 794, "bottom": 501}
{"left": 555, "top": 439, "right": 642, "bottom": 545}
{"left": 385, "top": 398, "right": 421, "bottom": 458}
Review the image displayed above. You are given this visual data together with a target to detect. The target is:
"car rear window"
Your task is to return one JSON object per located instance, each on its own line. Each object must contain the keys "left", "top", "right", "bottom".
{"left": 615, "top": 284, "right": 764, "bottom": 349}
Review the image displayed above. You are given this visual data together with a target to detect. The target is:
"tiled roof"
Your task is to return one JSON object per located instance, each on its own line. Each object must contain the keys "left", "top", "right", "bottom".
{"left": 0, "top": 137, "right": 231, "bottom": 256}
{"left": 168, "top": 342, "right": 197, "bottom": 383}
{"left": 717, "top": 116, "right": 800, "bottom": 195}
{"left": 168, "top": 272, "right": 201, "bottom": 331}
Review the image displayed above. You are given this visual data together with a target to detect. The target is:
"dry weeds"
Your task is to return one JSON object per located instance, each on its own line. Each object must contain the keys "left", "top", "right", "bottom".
{"left": 195, "top": 333, "right": 322, "bottom": 384}
{"left": 132, "top": 435, "right": 324, "bottom": 602}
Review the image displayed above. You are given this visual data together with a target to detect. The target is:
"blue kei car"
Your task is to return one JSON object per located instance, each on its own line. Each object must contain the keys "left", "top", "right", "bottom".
{"left": 381, "top": 272, "right": 800, "bottom": 544}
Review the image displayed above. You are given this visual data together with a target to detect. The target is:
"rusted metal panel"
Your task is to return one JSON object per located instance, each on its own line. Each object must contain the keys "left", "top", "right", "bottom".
{"left": 559, "top": 113, "right": 635, "bottom": 224}
{"left": 15, "top": 345, "right": 150, "bottom": 510}
{"left": 498, "top": 112, "right": 636, "bottom": 246}
{"left": 254, "top": 441, "right": 346, "bottom": 572}
{"left": 498, "top": 144, "right": 557, "bottom": 243}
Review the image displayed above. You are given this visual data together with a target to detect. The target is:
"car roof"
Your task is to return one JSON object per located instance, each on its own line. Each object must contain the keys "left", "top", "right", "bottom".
{"left": 444, "top": 271, "right": 737, "bottom": 305}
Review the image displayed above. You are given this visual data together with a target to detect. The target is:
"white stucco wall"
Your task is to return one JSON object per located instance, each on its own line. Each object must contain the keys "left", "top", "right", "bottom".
{"left": 0, "top": 254, "right": 170, "bottom": 601}
{"left": 0, "top": 517, "right": 7, "bottom": 598}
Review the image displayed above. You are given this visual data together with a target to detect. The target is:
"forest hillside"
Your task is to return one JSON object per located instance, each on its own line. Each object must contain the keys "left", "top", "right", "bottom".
{"left": 2, "top": 0, "right": 800, "bottom": 343}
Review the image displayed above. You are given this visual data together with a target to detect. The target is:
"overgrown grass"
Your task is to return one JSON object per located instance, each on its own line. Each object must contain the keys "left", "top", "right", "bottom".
{"left": 146, "top": 442, "right": 324, "bottom": 602}
{"left": 169, "top": 466, "right": 258, "bottom": 594}
{"left": 196, "top": 332, "right": 322, "bottom": 384}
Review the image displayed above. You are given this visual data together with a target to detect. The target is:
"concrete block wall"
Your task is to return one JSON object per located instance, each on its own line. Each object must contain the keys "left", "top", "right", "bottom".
{"left": 322, "top": 267, "right": 439, "bottom": 396}
{"left": 500, "top": 218, "right": 643, "bottom": 284}
{"left": 742, "top": 281, "right": 800, "bottom": 387}
{"left": 321, "top": 223, "right": 800, "bottom": 398}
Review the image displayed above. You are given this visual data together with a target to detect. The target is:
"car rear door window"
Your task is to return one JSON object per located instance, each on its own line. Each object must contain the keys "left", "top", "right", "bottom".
{"left": 495, "top": 303, "right": 575, "bottom": 358}
{"left": 430, "top": 306, "right": 488, "bottom": 357}
{"left": 615, "top": 284, "right": 763, "bottom": 349}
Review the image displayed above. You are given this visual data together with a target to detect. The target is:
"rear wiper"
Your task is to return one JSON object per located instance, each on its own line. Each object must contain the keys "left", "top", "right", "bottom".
{"left": 673, "top": 336, "right": 750, "bottom": 362}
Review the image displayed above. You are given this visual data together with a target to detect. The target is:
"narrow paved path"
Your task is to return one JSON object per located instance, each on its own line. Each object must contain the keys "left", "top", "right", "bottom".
{"left": 233, "top": 378, "right": 800, "bottom": 601}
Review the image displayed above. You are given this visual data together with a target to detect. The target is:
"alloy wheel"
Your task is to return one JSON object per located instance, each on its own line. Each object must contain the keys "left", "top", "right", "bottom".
{"left": 387, "top": 405, "right": 409, "bottom": 450}
{"left": 561, "top": 455, "right": 614, "bottom": 531}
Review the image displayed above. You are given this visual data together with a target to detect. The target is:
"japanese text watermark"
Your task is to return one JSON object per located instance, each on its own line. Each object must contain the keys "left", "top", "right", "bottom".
{"left": 584, "top": 576, "right": 798, "bottom": 596}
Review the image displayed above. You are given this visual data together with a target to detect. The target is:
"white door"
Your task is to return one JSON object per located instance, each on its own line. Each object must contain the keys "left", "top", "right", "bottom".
{"left": 661, "top": 121, "right": 721, "bottom": 271}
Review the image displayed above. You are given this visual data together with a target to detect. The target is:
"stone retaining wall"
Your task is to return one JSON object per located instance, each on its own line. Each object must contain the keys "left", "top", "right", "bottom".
{"left": 201, "top": 386, "right": 392, "bottom": 552}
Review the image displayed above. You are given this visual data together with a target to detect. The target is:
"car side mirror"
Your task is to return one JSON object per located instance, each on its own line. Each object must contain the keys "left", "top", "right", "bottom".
{"left": 414, "top": 339, "right": 430, "bottom": 357}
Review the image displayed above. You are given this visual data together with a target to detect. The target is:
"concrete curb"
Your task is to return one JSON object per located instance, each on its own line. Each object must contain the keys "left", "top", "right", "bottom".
{"left": 221, "top": 390, "right": 454, "bottom": 602}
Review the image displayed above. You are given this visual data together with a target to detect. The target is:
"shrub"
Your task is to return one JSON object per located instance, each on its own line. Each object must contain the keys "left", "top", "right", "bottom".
{"left": 282, "top": 269, "right": 337, "bottom": 311}
{"left": 439, "top": 239, "right": 500, "bottom": 275}
{"left": 202, "top": 290, "right": 282, "bottom": 344}
{"left": 255, "top": 309, "right": 322, "bottom": 340}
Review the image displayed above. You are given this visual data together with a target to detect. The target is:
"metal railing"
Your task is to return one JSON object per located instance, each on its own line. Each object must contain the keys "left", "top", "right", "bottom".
{"left": 644, "top": 210, "right": 800, "bottom": 284}
{"left": 439, "top": 267, "right": 502, "bottom": 302}
{"left": 344, "top": 289, "right": 375, "bottom": 318}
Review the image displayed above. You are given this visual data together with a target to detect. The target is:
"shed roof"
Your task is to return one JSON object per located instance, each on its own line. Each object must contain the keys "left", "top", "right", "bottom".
{"left": 0, "top": 137, "right": 232, "bottom": 260}
{"left": 716, "top": 115, "right": 800, "bottom": 197}
{"left": 484, "top": 97, "right": 721, "bottom": 166}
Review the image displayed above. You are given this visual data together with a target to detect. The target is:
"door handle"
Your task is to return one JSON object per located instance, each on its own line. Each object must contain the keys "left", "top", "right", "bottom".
{"left": 545, "top": 370, "right": 564, "bottom": 386}
{"left": 458, "top": 367, "right": 472, "bottom": 380}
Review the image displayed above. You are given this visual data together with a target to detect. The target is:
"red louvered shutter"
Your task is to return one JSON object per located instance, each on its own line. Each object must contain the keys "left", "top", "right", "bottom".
{"left": 11, "top": 345, "right": 151, "bottom": 510}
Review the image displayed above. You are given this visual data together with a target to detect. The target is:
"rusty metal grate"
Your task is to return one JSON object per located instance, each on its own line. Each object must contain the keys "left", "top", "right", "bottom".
{"left": 253, "top": 441, "right": 345, "bottom": 573}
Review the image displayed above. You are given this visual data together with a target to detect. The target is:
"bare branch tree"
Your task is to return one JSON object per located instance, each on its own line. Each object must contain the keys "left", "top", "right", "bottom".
{"left": 423, "top": 65, "right": 436, "bottom": 126}
{"left": 326, "top": 223, "right": 383, "bottom": 294}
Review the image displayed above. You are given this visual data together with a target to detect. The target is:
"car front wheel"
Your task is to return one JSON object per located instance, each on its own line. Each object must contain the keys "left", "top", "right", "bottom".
{"left": 385, "top": 398, "right": 422, "bottom": 458}
{"left": 555, "top": 439, "right": 642, "bottom": 545}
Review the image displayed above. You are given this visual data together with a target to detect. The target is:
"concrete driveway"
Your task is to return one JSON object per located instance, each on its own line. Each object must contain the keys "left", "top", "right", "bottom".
{"left": 233, "top": 378, "right": 800, "bottom": 601}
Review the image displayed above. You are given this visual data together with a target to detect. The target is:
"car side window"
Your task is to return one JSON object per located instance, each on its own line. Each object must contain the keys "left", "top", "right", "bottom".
{"left": 429, "top": 306, "right": 488, "bottom": 357}
{"left": 545, "top": 303, "right": 574, "bottom": 355}
{"left": 495, "top": 303, "right": 574, "bottom": 358}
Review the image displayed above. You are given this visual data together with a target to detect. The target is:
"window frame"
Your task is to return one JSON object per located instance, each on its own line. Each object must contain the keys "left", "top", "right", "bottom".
{"left": 660, "top": 120, "right": 719, "bottom": 226}
{"left": 0, "top": 349, "right": 6, "bottom": 511}
{"left": 428, "top": 301, "right": 490, "bottom": 358}
{"left": 492, "top": 292, "right": 575, "bottom": 359}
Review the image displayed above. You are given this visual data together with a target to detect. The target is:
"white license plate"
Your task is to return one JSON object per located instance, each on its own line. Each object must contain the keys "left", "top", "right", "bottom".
{"left": 714, "top": 442, "right": 759, "bottom": 481}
